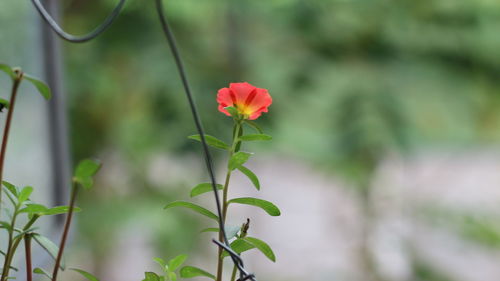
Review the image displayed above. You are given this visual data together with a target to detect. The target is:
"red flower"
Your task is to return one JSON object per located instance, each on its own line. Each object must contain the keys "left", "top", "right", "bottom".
{"left": 217, "top": 82, "right": 272, "bottom": 120}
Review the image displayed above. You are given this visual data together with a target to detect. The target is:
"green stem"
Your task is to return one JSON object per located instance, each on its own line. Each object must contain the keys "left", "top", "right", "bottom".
{"left": 1, "top": 206, "right": 19, "bottom": 281}
{"left": 0, "top": 71, "right": 23, "bottom": 218}
{"left": 52, "top": 182, "right": 79, "bottom": 281}
{"left": 230, "top": 219, "right": 250, "bottom": 281}
{"left": 216, "top": 121, "right": 242, "bottom": 281}
{"left": 1, "top": 215, "right": 39, "bottom": 281}
{"left": 229, "top": 266, "right": 237, "bottom": 281}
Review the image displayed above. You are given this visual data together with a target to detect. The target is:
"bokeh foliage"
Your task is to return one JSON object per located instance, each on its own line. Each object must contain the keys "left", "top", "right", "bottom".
{"left": 57, "top": 0, "right": 500, "bottom": 279}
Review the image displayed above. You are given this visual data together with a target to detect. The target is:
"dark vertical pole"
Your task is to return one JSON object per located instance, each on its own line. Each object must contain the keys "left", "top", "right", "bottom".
{"left": 39, "top": 0, "right": 71, "bottom": 223}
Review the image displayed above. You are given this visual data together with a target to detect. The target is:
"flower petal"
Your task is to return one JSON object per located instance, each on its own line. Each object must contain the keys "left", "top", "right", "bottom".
{"left": 217, "top": 87, "right": 234, "bottom": 116}
{"left": 229, "top": 82, "right": 256, "bottom": 105}
{"left": 216, "top": 82, "right": 272, "bottom": 120}
{"left": 246, "top": 88, "right": 272, "bottom": 120}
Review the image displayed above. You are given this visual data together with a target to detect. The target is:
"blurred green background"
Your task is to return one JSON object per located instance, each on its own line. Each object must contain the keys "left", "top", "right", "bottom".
{"left": 5, "top": 0, "right": 500, "bottom": 280}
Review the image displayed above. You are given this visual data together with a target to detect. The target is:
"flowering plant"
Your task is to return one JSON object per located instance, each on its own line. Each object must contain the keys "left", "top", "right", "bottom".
{"left": 148, "top": 82, "right": 279, "bottom": 281}
{"left": 0, "top": 64, "right": 102, "bottom": 281}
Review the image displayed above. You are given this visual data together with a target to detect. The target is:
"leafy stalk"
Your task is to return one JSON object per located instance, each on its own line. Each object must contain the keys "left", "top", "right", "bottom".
{"left": 216, "top": 120, "right": 242, "bottom": 281}
{"left": 230, "top": 220, "right": 250, "bottom": 281}
{"left": 0, "top": 213, "right": 39, "bottom": 281}
{"left": 0, "top": 70, "right": 23, "bottom": 217}
{"left": 52, "top": 182, "right": 79, "bottom": 281}
{"left": 1, "top": 204, "right": 19, "bottom": 281}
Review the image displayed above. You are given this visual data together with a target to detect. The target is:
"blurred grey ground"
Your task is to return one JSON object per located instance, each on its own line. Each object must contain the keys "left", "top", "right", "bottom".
{"left": 60, "top": 151, "right": 500, "bottom": 281}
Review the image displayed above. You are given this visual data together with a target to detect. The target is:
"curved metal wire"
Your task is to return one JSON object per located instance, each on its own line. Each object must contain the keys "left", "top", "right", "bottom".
{"left": 154, "top": 1, "right": 257, "bottom": 280}
{"left": 31, "top": 0, "right": 126, "bottom": 43}
{"left": 32, "top": 0, "right": 258, "bottom": 279}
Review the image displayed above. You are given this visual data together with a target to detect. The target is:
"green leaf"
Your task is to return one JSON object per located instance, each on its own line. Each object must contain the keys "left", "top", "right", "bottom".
{"left": 225, "top": 106, "right": 239, "bottom": 118}
{"left": 44, "top": 206, "right": 82, "bottom": 215}
{"left": 180, "top": 266, "right": 215, "bottom": 280}
{"left": 237, "top": 166, "right": 260, "bottom": 190}
{"left": 200, "top": 225, "right": 240, "bottom": 239}
{"left": 33, "top": 267, "right": 52, "bottom": 280}
{"left": 168, "top": 254, "right": 188, "bottom": 271}
{"left": 0, "top": 64, "right": 14, "bottom": 79}
{"left": 228, "top": 197, "right": 281, "bottom": 216}
{"left": 243, "top": 237, "right": 276, "bottom": 262}
{"left": 228, "top": 152, "right": 252, "bottom": 170}
{"left": 188, "top": 135, "right": 230, "bottom": 150}
{"left": 153, "top": 257, "right": 167, "bottom": 272}
{"left": 239, "top": 134, "right": 272, "bottom": 141}
{"left": 24, "top": 74, "right": 51, "bottom": 100}
{"left": 164, "top": 201, "right": 218, "bottom": 221}
{"left": 32, "top": 234, "right": 65, "bottom": 270}
{"left": 70, "top": 268, "right": 100, "bottom": 281}
{"left": 20, "top": 204, "right": 48, "bottom": 214}
{"left": 2, "top": 181, "right": 18, "bottom": 197}
{"left": 200, "top": 227, "right": 219, "bottom": 233}
{"left": 190, "top": 183, "right": 223, "bottom": 197}
{"left": 74, "top": 159, "right": 102, "bottom": 189}
{"left": 221, "top": 239, "right": 255, "bottom": 258}
{"left": 18, "top": 186, "right": 33, "bottom": 203}
{"left": 3, "top": 190, "right": 16, "bottom": 207}
{"left": 168, "top": 272, "right": 177, "bottom": 281}
{"left": 244, "top": 120, "right": 263, "bottom": 134}
{"left": 0, "top": 221, "right": 12, "bottom": 232}
{"left": 143, "top": 272, "right": 161, "bottom": 281}
{"left": 20, "top": 205, "right": 81, "bottom": 217}
{"left": 0, "top": 98, "right": 9, "bottom": 111}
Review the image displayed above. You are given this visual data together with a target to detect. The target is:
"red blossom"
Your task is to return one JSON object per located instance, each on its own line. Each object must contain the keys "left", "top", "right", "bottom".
{"left": 216, "top": 82, "right": 272, "bottom": 120}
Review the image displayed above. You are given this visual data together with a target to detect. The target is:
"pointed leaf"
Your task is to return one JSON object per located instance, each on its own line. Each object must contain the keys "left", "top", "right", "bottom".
{"left": 24, "top": 74, "right": 51, "bottom": 100}
{"left": 18, "top": 186, "right": 33, "bottom": 203}
{"left": 180, "top": 266, "right": 215, "bottom": 280}
{"left": 168, "top": 254, "right": 188, "bottom": 271}
{"left": 224, "top": 106, "right": 239, "bottom": 118}
{"left": 190, "top": 183, "right": 223, "bottom": 197}
{"left": 228, "top": 197, "right": 280, "bottom": 216}
{"left": 188, "top": 135, "right": 230, "bottom": 151}
{"left": 200, "top": 227, "right": 219, "bottom": 233}
{"left": 0, "top": 98, "right": 9, "bottom": 111}
{"left": 164, "top": 201, "right": 218, "bottom": 221}
{"left": 0, "top": 221, "right": 12, "bottom": 232}
{"left": 244, "top": 120, "right": 263, "bottom": 134}
{"left": 70, "top": 268, "right": 100, "bottom": 281}
{"left": 2, "top": 181, "right": 18, "bottom": 197}
{"left": 221, "top": 239, "right": 255, "bottom": 258}
{"left": 74, "top": 159, "right": 102, "bottom": 189}
{"left": 228, "top": 152, "right": 252, "bottom": 170}
{"left": 75, "top": 159, "right": 101, "bottom": 178}
{"left": 237, "top": 166, "right": 260, "bottom": 190}
{"left": 168, "top": 272, "right": 177, "bottom": 281}
{"left": 44, "top": 206, "right": 82, "bottom": 216}
{"left": 3, "top": 191, "right": 16, "bottom": 207}
{"left": 143, "top": 272, "right": 161, "bottom": 281}
{"left": 33, "top": 234, "right": 65, "bottom": 270}
{"left": 33, "top": 267, "right": 52, "bottom": 280}
{"left": 20, "top": 204, "right": 48, "bottom": 214}
{"left": 0, "top": 64, "right": 14, "bottom": 79}
{"left": 153, "top": 257, "right": 167, "bottom": 272}
{"left": 239, "top": 134, "right": 272, "bottom": 141}
{"left": 243, "top": 237, "right": 276, "bottom": 262}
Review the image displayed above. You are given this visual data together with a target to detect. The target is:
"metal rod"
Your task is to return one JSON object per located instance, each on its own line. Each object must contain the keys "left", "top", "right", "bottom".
{"left": 32, "top": 0, "right": 126, "bottom": 43}
{"left": 39, "top": 0, "right": 71, "bottom": 222}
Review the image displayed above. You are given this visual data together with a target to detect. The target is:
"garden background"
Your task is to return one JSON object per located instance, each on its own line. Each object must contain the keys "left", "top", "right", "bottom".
{"left": 2, "top": 0, "right": 500, "bottom": 281}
